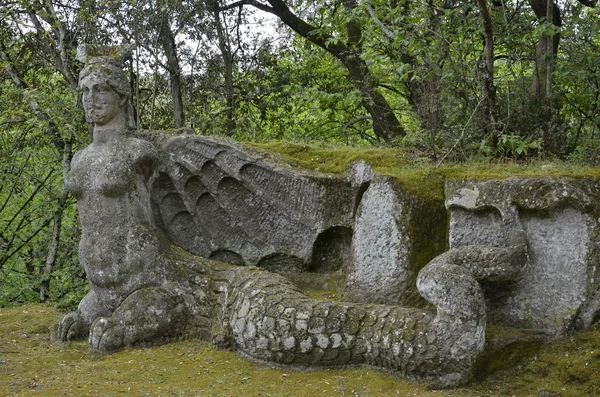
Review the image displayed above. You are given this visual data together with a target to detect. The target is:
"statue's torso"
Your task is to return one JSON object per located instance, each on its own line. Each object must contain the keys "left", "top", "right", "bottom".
{"left": 66, "top": 137, "right": 165, "bottom": 296}
{"left": 66, "top": 137, "right": 151, "bottom": 199}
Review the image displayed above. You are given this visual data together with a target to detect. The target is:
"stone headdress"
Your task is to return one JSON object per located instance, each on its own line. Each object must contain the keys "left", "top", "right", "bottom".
{"left": 77, "top": 44, "right": 136, "bottom": 128}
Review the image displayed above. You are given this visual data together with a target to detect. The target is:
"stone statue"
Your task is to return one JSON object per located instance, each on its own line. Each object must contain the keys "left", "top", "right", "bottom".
{"left": 58, "top": 45, "right": 213, "bottom": 350}
{"left": 57, "top": 44, "right": 489, "bottom": 387}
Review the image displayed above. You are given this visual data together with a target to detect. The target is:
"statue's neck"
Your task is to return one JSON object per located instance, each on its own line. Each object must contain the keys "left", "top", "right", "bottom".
{"left": 93, "top": 128, "right": 126, "bottom": 146}
{"left": 93, "top": 116, "right": 127, "bottom": 146}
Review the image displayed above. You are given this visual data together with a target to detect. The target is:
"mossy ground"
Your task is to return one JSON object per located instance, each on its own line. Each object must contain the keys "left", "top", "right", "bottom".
{"left": 247, "top": 142, "right": 600, "bottom": 202}
{"left": 1, "top": 304, "right": 599, "bottom": 396}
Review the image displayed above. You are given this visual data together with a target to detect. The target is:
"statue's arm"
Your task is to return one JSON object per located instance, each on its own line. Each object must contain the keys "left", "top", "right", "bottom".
{"left": 64, "top": 148, "right": 88, "bottom": 197}
{"left": 133, "top": 139, "right": 158, "bottom": 177}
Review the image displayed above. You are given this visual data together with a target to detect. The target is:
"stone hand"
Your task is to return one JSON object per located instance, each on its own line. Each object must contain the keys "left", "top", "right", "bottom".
{"left": 58, "top": 311, "right": 89, "bottom": 342}
{"left": 89, "top": 317, "right": 124, "bottom": 352}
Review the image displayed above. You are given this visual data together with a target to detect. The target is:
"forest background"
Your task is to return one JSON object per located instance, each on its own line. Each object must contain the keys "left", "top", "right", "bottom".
{"left": 0, "top": 0, "right": 599, "bottom": 307}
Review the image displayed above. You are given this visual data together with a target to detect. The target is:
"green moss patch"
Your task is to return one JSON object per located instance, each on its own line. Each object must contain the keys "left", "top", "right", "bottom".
{"left": 472, "top": 323, "right": 600, "bottom": 396}
{"left": 475, "top": 326, "right": 547, "bottom": 379}
{"left": 287, "top": 271, "right": 345, "bottom": 302}
{"left": 245, "top": 142, "right": 411, "bottom": 175}
{"left": 246, "top": 142, "right": 600, "bottom": 202}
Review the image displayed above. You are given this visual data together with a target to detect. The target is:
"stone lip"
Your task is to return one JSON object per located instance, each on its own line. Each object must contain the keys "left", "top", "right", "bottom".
{"left": 446, "top": 176, "right": 599, "bottom": 213}
{"left": 348, "top": 160, "right": 374, "bottom": 188}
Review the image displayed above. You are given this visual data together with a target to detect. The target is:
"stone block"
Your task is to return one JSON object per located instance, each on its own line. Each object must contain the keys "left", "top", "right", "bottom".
{"left": 344, "top": 176, "right": 447, "bottom": 306}
{"left": 446, "top": 177, "right": 600, "bottom": 334}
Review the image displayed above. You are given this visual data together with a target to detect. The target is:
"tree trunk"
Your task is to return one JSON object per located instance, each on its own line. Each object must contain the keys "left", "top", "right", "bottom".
{"left": 527, "top": 0, "right": 561, "bottom": 98}
{"left": 337, "top": 52, "right": 405, "bottom": 143}
{"left": 339, "top": 0, "right": 405, "bottom": 142}
{"left": 212, "top": 2, "right": 236, "bottom": 135}
{"left": 365, "top": 2, "right": 448, "bottom": 150}
{"left": 160, "top": 11, "right": 185, "bottom": 129}
{"left": 476, "top": 0, "right": 498, "bottom": 132}
{"left": 238, "top": 0, "right": 406, "bottom": 143}
{"left": 545, "top": 0, "right": 554, "bottom": 103}
{"left": 527, "top": 0, "right": 563, "bottom": 149}
{"left": 40, "top": 140, "right": 73, "bottom": 302}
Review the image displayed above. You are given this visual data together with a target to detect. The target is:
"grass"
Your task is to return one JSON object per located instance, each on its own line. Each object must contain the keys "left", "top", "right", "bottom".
{"left": 1, "top": 304, "right": 599, "bottom": 396}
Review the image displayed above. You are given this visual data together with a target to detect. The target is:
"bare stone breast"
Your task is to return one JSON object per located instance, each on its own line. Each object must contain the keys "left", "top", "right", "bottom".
{"left": 66, "top": 148, "right": 135, "bottom": 198}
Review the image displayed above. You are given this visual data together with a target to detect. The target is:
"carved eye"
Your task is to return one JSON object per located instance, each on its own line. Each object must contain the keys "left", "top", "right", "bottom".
{"left": 81, "top": 86, "right": 90, "bottom": 94}
{"left": 97, "top": 84, "right": 111, "bottom": 93}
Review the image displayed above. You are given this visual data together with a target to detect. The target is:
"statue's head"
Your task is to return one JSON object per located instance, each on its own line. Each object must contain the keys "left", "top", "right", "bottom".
{"left": 77, "top": 45, "right": 134, "bottom": 128}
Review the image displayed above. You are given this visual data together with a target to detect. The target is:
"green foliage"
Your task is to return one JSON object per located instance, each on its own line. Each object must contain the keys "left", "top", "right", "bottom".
{"left": 0, "top": 32, "right": 87, "bottom": 307}
{"left": 0, "top": 124, "right": 56, "bottom": 304}
{"left": 479, "top": 135, "right": 543, "bottom": 159}
{"left": 0, "top": 117, "right": 85, "bottom": 307}
{"left": 227, "top": 41, "right": 373, "bottom": 144}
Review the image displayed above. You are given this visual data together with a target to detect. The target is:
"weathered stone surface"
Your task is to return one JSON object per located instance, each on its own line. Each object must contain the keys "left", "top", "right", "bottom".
{"left": 58, "top": 47, "right": 487, "bottom": 384}
{"left": 61, "top": 44, "right": 600, "bottom": 389}
{"left": 58, "top": 47, "right": 213, "bottom": 350}
{"left": 214, "top": 259, "right": 485, "bottom": 387}
{"left": 344, "top": 176, "right": 447, "bottom": 306}
{"left": 445, "top": 177, "right": 600, "bottom": 334}
{"left": 152, "top": 136, "right": 357, "bottom": 273}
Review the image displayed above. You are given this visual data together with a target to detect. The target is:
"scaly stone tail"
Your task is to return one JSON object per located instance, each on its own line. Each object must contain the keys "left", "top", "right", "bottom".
{"left": 213, "top": 261, "right": 485, "bottom": 387}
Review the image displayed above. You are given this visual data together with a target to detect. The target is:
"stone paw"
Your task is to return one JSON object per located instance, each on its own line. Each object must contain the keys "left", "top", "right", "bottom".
{"left": 58, "top": 312, "right": 89, "bottom": 342}
{"left": 89, "top": 317, "right": 124, "bottom": 352}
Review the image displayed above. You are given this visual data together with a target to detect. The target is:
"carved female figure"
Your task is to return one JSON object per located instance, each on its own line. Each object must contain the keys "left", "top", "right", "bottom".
{"left": 58, "top": 47, "right": 211, "bottom": 350}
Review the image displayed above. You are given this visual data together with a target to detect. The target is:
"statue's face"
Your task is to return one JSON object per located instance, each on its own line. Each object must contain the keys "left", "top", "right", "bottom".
{"left": 80, "top": 76, "right": 126, "bottom": 126}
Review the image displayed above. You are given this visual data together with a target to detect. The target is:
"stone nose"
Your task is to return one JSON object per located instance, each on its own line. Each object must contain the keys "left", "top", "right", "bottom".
{"left": 88, "top": 88, "right": 99, "bottom": 102}
{"left": 82, "top": 90, "right": 102, "bottom": 112}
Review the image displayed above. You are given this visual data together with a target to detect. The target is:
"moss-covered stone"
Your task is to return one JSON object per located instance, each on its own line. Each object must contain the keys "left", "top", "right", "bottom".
{"left": 445, "top": 177, "right": 600, "bottom": 334}
{"left": 344, "top": 176, "right": 447, "bottom": 307}
{"left": 154, "top": 135, "right": 357, "bottom": 274}
{"left": 286, "top": 271, "right": 345, "bottom": 301}
{"left": 246, "top": 141, "right": 600, "bottom": 202}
